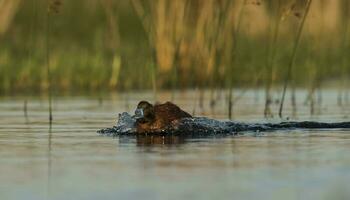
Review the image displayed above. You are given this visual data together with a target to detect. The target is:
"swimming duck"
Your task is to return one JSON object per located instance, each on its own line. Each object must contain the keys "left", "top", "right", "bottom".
{"left": 134, "top": 101, "right": 192, "bottom": 133}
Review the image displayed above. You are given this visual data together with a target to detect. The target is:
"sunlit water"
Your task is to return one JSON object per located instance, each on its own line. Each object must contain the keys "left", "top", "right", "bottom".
{"left": 1, "top": 89, "right": 350, "bottom": 200}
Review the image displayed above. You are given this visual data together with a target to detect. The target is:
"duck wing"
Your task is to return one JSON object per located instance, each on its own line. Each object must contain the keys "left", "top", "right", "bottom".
{"left": 154, "top": 102, "right": 192, "bottom": 123}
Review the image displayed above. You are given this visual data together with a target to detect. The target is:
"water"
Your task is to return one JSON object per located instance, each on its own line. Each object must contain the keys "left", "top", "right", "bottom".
{"left": 1, "top": 90, "right": 350, "bottom": 200}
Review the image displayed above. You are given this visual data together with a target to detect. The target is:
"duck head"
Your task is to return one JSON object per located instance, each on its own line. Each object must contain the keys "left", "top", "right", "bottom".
{"left": 134, "top": 101, "right": 155, "bottom": 123}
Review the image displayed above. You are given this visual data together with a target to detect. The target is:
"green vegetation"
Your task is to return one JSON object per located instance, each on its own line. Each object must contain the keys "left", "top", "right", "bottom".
{"left": 0, "top": 0, "right": 349, "bottom": 97}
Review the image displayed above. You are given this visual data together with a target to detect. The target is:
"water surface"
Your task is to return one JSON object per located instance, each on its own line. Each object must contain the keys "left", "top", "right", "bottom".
{"left": 1, "top": 90, "right": 350, "bottom": 200}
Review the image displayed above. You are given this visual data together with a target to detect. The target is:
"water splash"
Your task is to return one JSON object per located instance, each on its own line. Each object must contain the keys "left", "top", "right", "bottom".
{"left": 98, "top": 112, "right": 137, "bottom": 136}
{"left": 98, "top": 112, "right": 350, "bottom": 136}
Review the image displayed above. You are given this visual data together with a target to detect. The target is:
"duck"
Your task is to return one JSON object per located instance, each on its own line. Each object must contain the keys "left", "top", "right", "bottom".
{"left": 133, "top": 101, "right": 192, "bottom": 133}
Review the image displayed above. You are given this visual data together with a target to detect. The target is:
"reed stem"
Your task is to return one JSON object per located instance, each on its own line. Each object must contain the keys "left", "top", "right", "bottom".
{"left": 279, "top": 0, "right": 312, "bottom": 118}
{"left": 339, "top": 0, "right": 350, "bottom": 107}
{"left": 151, "top": 61, "right": 157, "bottom": 102}
{"left": 228, "top": 0, "right": 246, "bottom": 119}
{"left": 24, "top": 99, "right": 28, "bottom": 120}
{"left": 46, "top": 5, "right": 53, "bottom": 123}
{"left": 264, "top": 0, "right": 282, "bottom": 118}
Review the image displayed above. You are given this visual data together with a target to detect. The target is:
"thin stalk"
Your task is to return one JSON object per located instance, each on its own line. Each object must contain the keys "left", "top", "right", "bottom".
{"left": 291, "top": 80, "right": 297, "bottom": 117}
{"left": 279, "top": 0, "right": 312, "bottom": 118}
{"left": 317, "top": 89, "right": 322, "bottom": 114}
{"left": 209, "top": 89, "right": 216, "bottom": 116}
{"left": 314, "top": 0, "right": 326, "bottom": 113}
{"left": 340, "top": 1, "right": 350, "bottom": 106}
{"left": 310, "top": 87, "right": 315, "bottom": 115}
{"left": 23, "top": 0, "right": 37, "bottom": 123}
{"left": 192, "top": 87, "right": 199, "bottom": 116}
{"left": 199, "top": 88, "right": 204, "bottom": 114}
{"left": 151, "top": 61, "right": 157, "bottom": 102}
{"left": 264, "top": 0, "right": 282, "bottom": 118}
{"left": 46, "top": 6, "right": 53, "bottom": 123}
{"left": 171, "top": 45, "right": 180, "bottom": 101}
{"left": 306, "top": 61, "right": 317, "bottom": 116}
{"left": 24, "top": 99, "right": 28, "bottom": 120}
{"left": 210, "top": 0, "right": 231, "bottom": 114}
{"left": 130, "top": 0, "right": 158, "bottom": 101}
{"left": 228, "top": 0, "right": 246, "bottom": 119}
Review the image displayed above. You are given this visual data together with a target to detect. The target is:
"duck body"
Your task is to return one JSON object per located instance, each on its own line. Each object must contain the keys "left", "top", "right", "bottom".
{"left": 134, "top": 101, "right": 192, "bottom": 133}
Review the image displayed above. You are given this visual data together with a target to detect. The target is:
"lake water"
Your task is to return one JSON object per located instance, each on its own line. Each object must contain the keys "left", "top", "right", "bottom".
{"left": 1, "top": 90, "right": 350, "bottom": 200}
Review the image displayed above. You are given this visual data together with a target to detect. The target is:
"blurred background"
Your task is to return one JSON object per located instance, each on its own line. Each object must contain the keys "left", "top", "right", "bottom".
{"left": 0, "top": 0, "right": 349, "bottom": 96}
{"left": 2, "top": 2, "right": 350, "bottom": 200}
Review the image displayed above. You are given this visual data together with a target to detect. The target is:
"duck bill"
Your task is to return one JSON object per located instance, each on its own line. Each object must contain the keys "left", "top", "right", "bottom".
{"left": 133, "top": 108, "right": 144, "bottom": 119}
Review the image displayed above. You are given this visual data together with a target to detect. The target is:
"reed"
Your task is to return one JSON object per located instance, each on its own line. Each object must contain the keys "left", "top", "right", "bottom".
{"left": 151, "top": 61, "right": 157, "bottom": 101}
{"left": 303, "top": 57, "right": 318, "bottom": 115}
{"left": 338, "top": 0, "right": 350, "bottom": 106}
{"left": 228, "top": 0, "right": 247, "bottom": 119}
{"left": 130, "top": 0, "right": 159, "bottom": 100}
{"left": 46, "top": 4, "right": 52, "bottom": 123}
{"left": 278, "top": 0, "right": 313, "bottom": 118}
{"left": 46, "top": 0, "right": 56, "bottom": 181}
{"left": 303, "top": 0, "right": 327, "bottom": 115}
{"left": 21, "top": 0, "right": 38, "bottom": 123}
{"left": 46, "top": 0, "right": 61, "bottom": 123}
{"left": 264, "top": 0, "right": 282, "bottom": 118}
{"left": 192, "top": 87, "right": 199, "bottom": 116}
{"left": 101, "top": 0, "right": 121, "bottom": 90}
{"left": 23, "top": 99, "right": 28, "bottom": 120}
{"left": 0, "top": 0, "right": 350, "bottom": 108}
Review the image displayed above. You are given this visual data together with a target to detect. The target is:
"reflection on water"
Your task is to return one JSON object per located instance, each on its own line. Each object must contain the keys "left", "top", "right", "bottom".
{"left": 0, "top": 90, "right": 350, "bottom": 200}
{"left": 135, "top": 135, "right": 186, "bottom": 146}
{"left": 47, "top": 124, "right": 53, "bottom": 199}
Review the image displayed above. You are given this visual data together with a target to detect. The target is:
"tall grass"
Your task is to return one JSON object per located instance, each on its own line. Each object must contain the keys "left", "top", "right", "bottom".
{"left": 0, "top": 0, "right": 349, "bottom": 110}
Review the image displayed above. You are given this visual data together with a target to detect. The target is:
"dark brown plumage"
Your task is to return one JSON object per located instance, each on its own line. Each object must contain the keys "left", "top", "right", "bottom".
{"left": 134, "top": 101, "right": 192, "bottom": 133}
